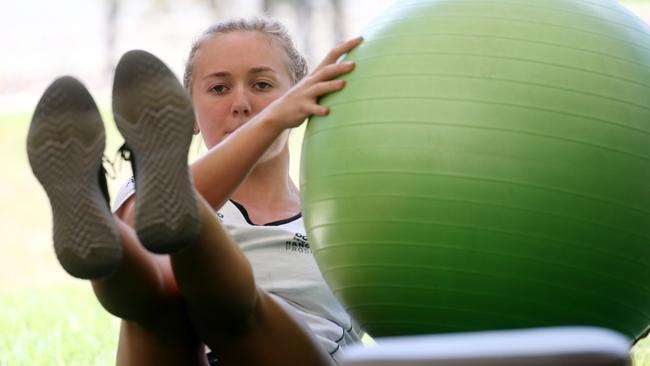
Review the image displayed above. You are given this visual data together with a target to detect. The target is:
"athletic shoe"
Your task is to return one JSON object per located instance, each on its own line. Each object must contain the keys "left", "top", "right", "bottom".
{"left": 112, "top": 50, "right": 201, "bottom": 254}
{"left": 27, "top": 76, "right": 122, "bottom": 279}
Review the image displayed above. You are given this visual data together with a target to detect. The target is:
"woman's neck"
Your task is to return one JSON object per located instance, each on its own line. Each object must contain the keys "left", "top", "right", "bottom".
{"left": 230, "top": 149, "right": 301, "bottom": 224}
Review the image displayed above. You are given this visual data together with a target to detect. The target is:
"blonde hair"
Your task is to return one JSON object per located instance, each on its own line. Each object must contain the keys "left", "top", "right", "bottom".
{"left": 183, "top": 17, "right": 309, "bottom": 93}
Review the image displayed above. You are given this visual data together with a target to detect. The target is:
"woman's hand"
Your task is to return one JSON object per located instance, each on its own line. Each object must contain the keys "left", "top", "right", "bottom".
{"left": 262, "top": 36, "right": 363, "bottom": 131}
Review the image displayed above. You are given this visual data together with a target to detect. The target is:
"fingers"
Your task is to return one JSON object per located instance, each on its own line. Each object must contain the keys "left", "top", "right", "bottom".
{"left": 316, "top": 36, "right": 363, "bottom": 71}
{"left": 311, "top": 61, "right": 356, "bottom": 83}
{"left": 310, "top": 79, "right": 346, "bottom": 98}
{"left": 307, "top": 104, "right": 330, "bottom": 117}
{"left": 303, "top": 79, "right": 346, "bottom": 117}
{"left": 285, "top": 38, "right": 362, "bottom": 123}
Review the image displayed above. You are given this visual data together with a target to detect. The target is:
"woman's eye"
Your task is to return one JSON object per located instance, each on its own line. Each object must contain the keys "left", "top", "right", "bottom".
{"left": 254, "top": 81, "right": 272, "bottom": 90}
{"left": 210, "top": 85, "right": 228, "bottom": 94}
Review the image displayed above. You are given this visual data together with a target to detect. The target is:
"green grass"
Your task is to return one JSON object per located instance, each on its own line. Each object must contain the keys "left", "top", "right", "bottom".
{"left": 635, "top": 340, "right": 650, "bottom": 366}
{"left": 0, "top": 284, "right": 120, "bottom": 366}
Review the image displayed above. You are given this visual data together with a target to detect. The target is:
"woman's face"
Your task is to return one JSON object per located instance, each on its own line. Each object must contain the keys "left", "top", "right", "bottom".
{"left": 191, "top": 31, "right": 294, "bottom": 151}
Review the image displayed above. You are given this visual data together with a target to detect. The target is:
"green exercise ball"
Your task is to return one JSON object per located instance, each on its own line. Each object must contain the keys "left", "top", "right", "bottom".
{"left": 301, "top": 0, "right": 650, "bottom": 338}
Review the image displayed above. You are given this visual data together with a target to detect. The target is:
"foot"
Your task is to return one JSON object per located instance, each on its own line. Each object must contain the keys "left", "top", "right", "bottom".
{"left": 27, "top": 76, "right": 122, "bottom": 279}
{"left": 112, "top": 50, "right": 201, "bottom": 254}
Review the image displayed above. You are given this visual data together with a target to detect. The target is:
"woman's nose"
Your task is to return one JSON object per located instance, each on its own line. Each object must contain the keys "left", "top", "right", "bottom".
{"left": 231, "top": 88, "right": 252, "bottom": 117}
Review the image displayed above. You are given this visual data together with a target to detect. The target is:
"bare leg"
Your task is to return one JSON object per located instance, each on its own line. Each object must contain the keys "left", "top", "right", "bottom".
{"left": 115, "top": 319, "right": 208, "bottom": 366}
{"left": 91, "top": 219, "right": 208, "bottom": 366}
{"left": 169, "top": 194, "right": 334, "bottom": 366}
{"left": 91, "top": 219, "right": 170, "bottom": 324}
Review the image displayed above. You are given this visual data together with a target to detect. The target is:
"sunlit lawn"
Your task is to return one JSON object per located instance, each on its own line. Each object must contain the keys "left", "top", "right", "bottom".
{"left": 0, "top": 284, "right": 120, "bottom": 365}
{"left": 2, "top": 108, "right": 650, "bottom": 365}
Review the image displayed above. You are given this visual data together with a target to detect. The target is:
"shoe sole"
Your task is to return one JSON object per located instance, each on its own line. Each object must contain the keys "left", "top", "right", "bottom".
{"left": 27, "top": 76, "right": 122, "bottom": 279}
{"left": 112, "top": 50, "right": 201, "bottom": 254}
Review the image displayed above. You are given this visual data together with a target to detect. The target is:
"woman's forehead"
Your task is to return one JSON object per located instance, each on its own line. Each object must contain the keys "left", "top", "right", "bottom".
{"left": 200, "top": 31, "right": 285, "bottom": 62}
{"left": 194, "top": 31, "right": 291, "bottom": 77}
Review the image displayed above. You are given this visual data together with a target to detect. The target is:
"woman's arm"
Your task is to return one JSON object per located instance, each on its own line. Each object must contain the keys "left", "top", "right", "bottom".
{"left": 190, "top": 36, "right": 362, "bottom": 210}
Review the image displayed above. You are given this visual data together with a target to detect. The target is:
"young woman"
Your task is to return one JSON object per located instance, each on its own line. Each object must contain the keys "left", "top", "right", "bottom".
{"left": 28, "top": 17, "right": 363, "bottom": 366}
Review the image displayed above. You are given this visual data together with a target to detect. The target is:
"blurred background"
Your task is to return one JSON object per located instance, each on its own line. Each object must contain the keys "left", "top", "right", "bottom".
{"left": 1, "top": 0, "right": 650, "bottom": 364}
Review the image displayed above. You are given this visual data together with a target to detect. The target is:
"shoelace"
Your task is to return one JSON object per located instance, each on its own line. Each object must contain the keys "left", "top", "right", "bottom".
{"left": 96, "top": 143, "right": 134, "bottom": 207}
{"left": 102, "top": 143, "right": 133, "bottom": 180}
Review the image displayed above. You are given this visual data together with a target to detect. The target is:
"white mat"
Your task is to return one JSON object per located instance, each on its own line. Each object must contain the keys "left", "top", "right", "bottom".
{"left": 341, "top": 327, "right": 630, "bottom": 366}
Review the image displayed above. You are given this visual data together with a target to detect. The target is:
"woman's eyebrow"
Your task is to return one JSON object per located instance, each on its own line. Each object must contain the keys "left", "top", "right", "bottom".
{"left": 249, "top": 66, "right": 278, "bottom": 75}
{"left": 202, "top": 71, "right": 231, "bottom": 81}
